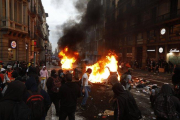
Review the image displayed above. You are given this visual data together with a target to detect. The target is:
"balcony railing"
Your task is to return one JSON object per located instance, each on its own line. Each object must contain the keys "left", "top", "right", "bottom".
{"left": 156, "top": 13, "right": 170, "bottom": 23}
{"left": 120, "top": 10, "right": 180, "bottom": 33}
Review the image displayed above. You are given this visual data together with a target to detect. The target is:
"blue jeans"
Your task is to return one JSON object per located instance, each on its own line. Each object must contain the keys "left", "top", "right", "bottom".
{"left": 81, "top": 86, "right": 91, "bottom": 106}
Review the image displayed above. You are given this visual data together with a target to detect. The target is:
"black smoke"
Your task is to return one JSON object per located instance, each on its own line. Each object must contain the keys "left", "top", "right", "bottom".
{"left": 58, "top": 0, "right": 103, "bottom": 53}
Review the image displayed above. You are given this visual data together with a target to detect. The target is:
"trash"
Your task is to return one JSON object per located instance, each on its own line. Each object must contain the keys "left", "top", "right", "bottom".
{"left": 101, "top": 100, "right": 103, "bottom": 102}
{"left": 136, "top": 91, "right": 140, "bottom": 93}
{"left": 91, "top": 98, "right": 93, "bottom": 100}
{"left": 102, "top": 116, "right": 107, "bottom": 118}
{"left": 152, "top": 117, "right": 156, "bottom": 119}
{"left": 98, "top": 113, "right": 102, "bottom": 116}
{"left": 103, "top": 110, "right": 114, "bottom": 116}
{"left": 151, "top": 112, "right": 154, "bottom": 114}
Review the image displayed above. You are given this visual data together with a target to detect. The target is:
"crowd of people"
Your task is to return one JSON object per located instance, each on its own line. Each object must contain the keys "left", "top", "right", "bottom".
{"left": 0, "top": 60, "right": 180, "bottom": 120}
{"left": 146, "top": 58, "right": 175, "bottom": 74}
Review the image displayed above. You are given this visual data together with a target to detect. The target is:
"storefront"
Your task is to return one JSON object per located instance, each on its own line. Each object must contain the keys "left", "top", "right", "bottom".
{"left": 167, "top": 44, "right": 180, "bottom": 65}
{"left": 8, "top": 40, "right": 17, "bottom": 61}
{"left": 147, "top": 46, "right": 156, "bottom": 60}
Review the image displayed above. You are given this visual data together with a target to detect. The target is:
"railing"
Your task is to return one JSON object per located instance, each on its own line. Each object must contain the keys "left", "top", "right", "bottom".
{"left": 156, "top": 13, "right": 170, "bottom": 23}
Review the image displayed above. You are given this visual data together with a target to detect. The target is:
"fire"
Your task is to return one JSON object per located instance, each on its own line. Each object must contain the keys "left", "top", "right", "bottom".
{"left": 58, "top": 47, "right": 78, "bottom": 69}
{"left": 86, "top": 52, "right": 120, "bottom": 83}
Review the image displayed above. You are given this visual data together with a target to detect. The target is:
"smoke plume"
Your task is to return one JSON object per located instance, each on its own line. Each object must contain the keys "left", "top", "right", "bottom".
{"left": 58, "top": 0, "right": 103, "bottom": 53}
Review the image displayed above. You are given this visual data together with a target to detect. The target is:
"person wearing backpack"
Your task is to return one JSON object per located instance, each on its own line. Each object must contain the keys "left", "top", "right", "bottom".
{"left": 0, "top": 80, "right": 31, "bottom": 120}
{"left": 46, "top": 69, "right": 61, "bottom": 116}
{"left": 58, "top": 73, "right": 81, "bottom": 120}
{"left": 154, "top": 84, "right": 180, "bottom": 120}
{"left": 112, "top": 83, "right": 142, "bottom": 120}
{"left": 25, "top": 74, "right": 51, "bottom": 120}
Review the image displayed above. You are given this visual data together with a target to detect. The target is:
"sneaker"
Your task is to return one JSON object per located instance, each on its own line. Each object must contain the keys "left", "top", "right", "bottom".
{"left": 80, "top": 105, "right": 86, "bottom": 110}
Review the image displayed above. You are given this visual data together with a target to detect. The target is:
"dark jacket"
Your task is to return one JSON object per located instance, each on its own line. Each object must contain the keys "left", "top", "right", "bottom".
{"left": 112, "top": 83, "right": 139, "bottom": 120}
{"left": 154, "top": 84, "right": 180, "bottom": 120}
{"left": 25, "top": 76, "right": 51, "bottom": 116}
{"left": 0, "top": 81, "right": 26, "bottom": 120}
{"left": 46, "top": 76, "right": 56, "bottom": 95}
{"left": 58, "top": 82, "right": 81, "bottom": 112}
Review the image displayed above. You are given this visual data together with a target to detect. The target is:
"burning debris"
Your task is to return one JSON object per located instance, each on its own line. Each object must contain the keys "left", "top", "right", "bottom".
{"left": 86, "top": 52, "right": 120, "bottom": 83}
{"left": 58, "top": 47, "right": 79, "bottom": 69}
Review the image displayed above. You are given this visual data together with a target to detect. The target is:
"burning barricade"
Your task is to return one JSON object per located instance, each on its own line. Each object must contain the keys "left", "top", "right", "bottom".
{"left": 86, "top": 52, "right": 120, "bottom": 84}
{"left": 58, "top": 47, "right": 79, "bottom": 70}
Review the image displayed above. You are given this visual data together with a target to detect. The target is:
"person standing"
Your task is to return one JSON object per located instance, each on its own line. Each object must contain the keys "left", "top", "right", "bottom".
{"left": 46, "top": 70, "right": 61, "bottom": 116}
{"left": 40, "top": 66, "right": 48, "bottom": 90}
{"left": 112, "top": 83, "right": 142, "bottom": 120}
{"left": 154, "top": 84, "right": 180, "bottom": 120}
{"left": 58, "top": 73, "right": 81, "bottom": 120}
{"left": 0, "top": 81, "right": 28, "bottom": 120}
{"left": 81, "top": 68, "right": 92, "bottom": 110}
{"left": 25, "top": 74, "right": 51, "bottom": 120}
{"left": 0, "top": 68, "right": 10, "bottom": 84}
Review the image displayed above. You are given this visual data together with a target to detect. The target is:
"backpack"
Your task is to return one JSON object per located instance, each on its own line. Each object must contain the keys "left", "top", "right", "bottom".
{"left": 120, "top": 92, "right": 142, "bottom": 120}
{"left": 26, "top": 89, "right": 45, "bottom": 120}
{"left": 12, "top": 101, "right": 31, "bottom": 120}
{"left": 154, "top": 95, "right": 178, "bottom": 119}
{"left": 51, "top": 77, "right": 61, "bottom": 93}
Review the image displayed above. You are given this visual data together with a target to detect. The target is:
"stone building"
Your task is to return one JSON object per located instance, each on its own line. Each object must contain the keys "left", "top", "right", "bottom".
{"left": 82, "top": 0, "right": 180, "bottom": 68}
{"left": 0, "top": 0, "right": 50, "bottom": 65}
{"left": 116, "top": 0, "right": 180, "bottom": 68}
{"left": 0, "top": 0, "right": 29, "bottom": 63}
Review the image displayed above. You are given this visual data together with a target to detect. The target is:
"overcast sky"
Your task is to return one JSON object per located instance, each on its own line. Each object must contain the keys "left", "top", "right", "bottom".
{"left": 41, "top": 0, "right": 81, "bottom": 52}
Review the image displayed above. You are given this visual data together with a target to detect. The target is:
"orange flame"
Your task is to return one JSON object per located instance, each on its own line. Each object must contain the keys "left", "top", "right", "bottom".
{"left": 86, "top": 52, "right": 120, "bottom": 83}
{"left": 58, "top": 47, "right": 78, "bottom": 69}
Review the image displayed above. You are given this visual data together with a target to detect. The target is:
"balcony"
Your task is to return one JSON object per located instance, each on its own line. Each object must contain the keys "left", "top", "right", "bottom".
{"left": 156, "top": 13, "right": 170, "bottom": 23}
{"left": 30, "top": 6, "right": 37, "bottom": 18}
{"left": 120, "top": 10, "right": 180, "bottom": 33}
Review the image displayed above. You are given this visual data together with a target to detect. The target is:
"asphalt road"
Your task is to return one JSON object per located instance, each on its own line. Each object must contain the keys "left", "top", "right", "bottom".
{"left": 45, "top": 65, "right": 174, "bottom": 120}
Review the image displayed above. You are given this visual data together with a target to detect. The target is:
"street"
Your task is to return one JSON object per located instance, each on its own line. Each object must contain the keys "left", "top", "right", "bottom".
{"left": 46, "top": 65, "right": 173, "bottom": 120}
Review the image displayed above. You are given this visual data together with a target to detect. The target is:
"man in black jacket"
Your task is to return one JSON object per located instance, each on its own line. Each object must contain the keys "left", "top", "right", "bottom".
{"left": 58, "top": 73, "right": 81, "bottom": 120}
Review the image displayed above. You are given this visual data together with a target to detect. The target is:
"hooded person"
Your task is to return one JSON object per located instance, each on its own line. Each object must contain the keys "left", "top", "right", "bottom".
{"left": 112, "top": 83, "right": 141, "bottom": 120}
{"left": 25, "top": 75, "right": 51, "bottom": 120}
{"left": 11, "top": 70, "right": 22, "bottom": 81}
{"left": 154, "top": 84, "right": 180, "bottom": 120}
{"left": 0, "top": 81, "right": 26, "bottom": 120}
{"left": 46, "top": 69, "right": 61, "bottom": 116}
{"left": 58, "top": 73, "right": 81, "bottom": 120}
{"left": 40, "top": 66, "right": 48, "bottom": 90}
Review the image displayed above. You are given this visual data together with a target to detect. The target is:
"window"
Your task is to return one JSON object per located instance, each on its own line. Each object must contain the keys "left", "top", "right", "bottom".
{"left": 9, "top": 1, "right": 12, "bottom": 20}
{"left": 132, "top": 0, "right": 136, "bottom": 6}
{"left": 148, "top": 30, "right": 155, "bottom": 38}
{"left": 23, "top": 5, "right": 26, "bottom": 24}
{"left": 2, "top": 0, "right": 6, "bottom": 19}
{"left": 137, "top": 33, "right": 142, "bottom": 40}
{"left": 158, "top": 1, "right": 170, "bottom": 16}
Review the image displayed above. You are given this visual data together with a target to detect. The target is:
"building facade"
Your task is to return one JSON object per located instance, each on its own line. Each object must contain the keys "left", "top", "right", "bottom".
{"left": 116, "top": 0, "right": 180, "bottom": 68}
{"left": 0, "top": 0, "right": 29, "bottom": 63}
{"left": 0, "top": 0, "right": 50, "bottom": 64}
{"left": 82, "top": 0, "right": 180, "bottom": 68}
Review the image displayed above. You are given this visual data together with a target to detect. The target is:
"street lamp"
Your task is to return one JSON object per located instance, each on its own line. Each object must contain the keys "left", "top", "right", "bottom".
{"left": 44, "top": 40, "right": 48, "bottom": 66}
